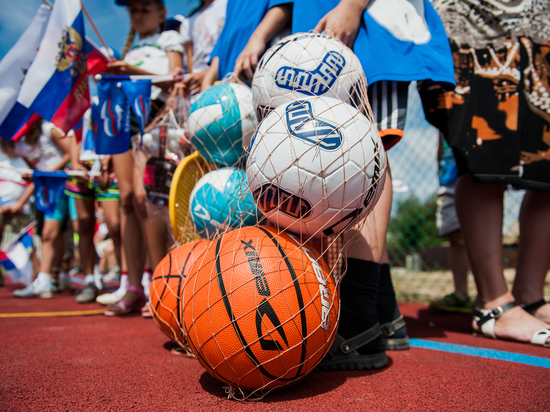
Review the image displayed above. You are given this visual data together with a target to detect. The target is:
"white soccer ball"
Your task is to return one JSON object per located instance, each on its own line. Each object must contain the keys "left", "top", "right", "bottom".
{"left": 246, "top": 96, "right": 386, "bottom": 238}
{"left": 187, "top": 83, "right": 258, "bottom": 166}
{"left": 252, "top": 32, "right": 365, "bottom": 119}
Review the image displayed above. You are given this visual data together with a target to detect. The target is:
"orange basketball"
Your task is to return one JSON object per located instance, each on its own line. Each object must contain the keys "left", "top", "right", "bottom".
{"left": 150, "top": 240, "right": 210, "bottom": 347}
{"left": 182, "top": 225, "right": 339, "bottom": 393}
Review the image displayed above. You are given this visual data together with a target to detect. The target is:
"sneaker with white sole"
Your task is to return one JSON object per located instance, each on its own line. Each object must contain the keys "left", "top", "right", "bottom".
{"left": 59, "top": 272, "right": 72, "bottom": 291}
{"left": 13, "top": 279, "right": 53, "bottom": 299}
{"left": 94, "top": 272, "right": 104, "bottom": 291}
{"left": 97, "top": 274, "right": 128, "bottom": 306}
{"left": 96, "top": 291, "right": 123, "bottom": 305}
{"left": 74, "top": 283, "right": 99, "bottom": 303}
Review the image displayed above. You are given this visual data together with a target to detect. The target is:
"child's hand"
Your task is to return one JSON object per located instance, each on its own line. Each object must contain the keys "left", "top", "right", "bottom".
{"left": 170, "top": 67, "right": 185, "bottom": 80}
{"left": 73, "top": 163, "right": 91, "bottom": 184}
{"left": 181, "top": 71, "right": 206, "bottom": 96}
{"left": 21, "top": 173, "right": 33, "bottom": 183}
{"left": 97, "top": 156, "right": 112, "bottom": 190}
{"left": 101, "top": 156, "right": 112, "bottom": 174}
{"left": 9, "top": 202, "right": 24, "bottom": 215}
{"left": 107, "top": 60, "right": 133, "bottom": 75}
{"left": 234, "top": 37, "right": 266, "bottom": 82}
{"left": 314, "top": 1, "right": 365, "bottom": 48}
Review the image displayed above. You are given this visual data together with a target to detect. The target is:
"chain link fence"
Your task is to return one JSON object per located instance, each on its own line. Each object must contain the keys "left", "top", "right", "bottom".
{"left": 386, "top": 83, "right": 549, "bottom": 304}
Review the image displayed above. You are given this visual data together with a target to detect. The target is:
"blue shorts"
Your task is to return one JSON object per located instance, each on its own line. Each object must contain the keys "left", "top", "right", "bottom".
{"left": 44, "top": 192, "right": 69, "bottom": 222}
{"left": 68, "top": 196, "right": 78, "bottom": 221}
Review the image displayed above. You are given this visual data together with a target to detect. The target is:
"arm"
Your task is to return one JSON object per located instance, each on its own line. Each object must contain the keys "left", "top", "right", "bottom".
{"left": 8, "top": 182, "right": 34, "bottom": 215}
{"left": 167, "top": 50, "right": 184, "bottom": 72}
{"left": 108, "top": 48, "right": 183, "bottom": 77}
{"left": 49, "top": 126, "right": 70, "bottom": 171}
{"left": 201, "top": 57, "right": 219, "bottom": 91}
{"left": 184, "top": 42, "right": 194, "bottom": 73}
{"left": 66, "top": 133, "right": 90, "bottom": 182}
{"left": 152, "top": 50, "right": 186, "bottom": 92}
{"left": 234, "top": 4, "right": 292, "bottom": 82}
{"left": 314, "top": 0, "right": 372, "bottom": 47}
{"left": 107, "top": 60, "right": 160, "bottom": 76}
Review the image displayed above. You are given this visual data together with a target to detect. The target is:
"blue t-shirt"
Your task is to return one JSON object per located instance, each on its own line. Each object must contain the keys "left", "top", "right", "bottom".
{"left": 211, "top": 0, "right": 271, "bottom": 79}
{"left": 289, "top": 0, "right": 455, "bottom": 87}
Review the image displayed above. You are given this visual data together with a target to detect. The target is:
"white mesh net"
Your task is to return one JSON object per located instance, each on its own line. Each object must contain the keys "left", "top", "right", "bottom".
{"left": 152, "top": 33, "right": 387, "bottom": 400}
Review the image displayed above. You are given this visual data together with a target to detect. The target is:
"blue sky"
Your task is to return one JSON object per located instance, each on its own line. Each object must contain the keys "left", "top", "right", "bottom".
{"left": 0, "top": 0, "right": 199, "bottom": 60}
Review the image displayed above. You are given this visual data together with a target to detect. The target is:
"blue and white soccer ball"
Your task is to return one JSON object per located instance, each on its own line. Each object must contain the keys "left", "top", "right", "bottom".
{"left": 187, "top": 83, "right": 258, "bottom": 166}
{"left": 189, "top": 167, "right": 261, "bottom": 239}
{"left": 246, "top": 96, "right": 386, "bottom": 238}
{"left": 251, "top": 32, "right": 364, "bottom": 118}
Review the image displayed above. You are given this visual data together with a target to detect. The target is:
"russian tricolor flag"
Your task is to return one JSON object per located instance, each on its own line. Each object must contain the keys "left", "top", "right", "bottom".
{"left": 0, "top": 225, "right": 34, "bottom": 286}
{"left": 17, "top": 0, "right": 90, "bottom": 135}
{"left": 86, "top": 37, "right": 113, "bottom": 76}
{"left": 0, "top": 4, "right": 51, "bottom": 141}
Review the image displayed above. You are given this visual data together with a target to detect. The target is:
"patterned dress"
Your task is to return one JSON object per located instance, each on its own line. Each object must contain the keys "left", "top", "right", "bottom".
{"left": 421, "top": 0, "right": 550, "bottom": 191}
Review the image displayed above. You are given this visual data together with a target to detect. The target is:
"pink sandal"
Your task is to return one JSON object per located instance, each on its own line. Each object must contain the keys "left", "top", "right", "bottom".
{"left": 104, "top": 286, "right": 147, "bottom": 316}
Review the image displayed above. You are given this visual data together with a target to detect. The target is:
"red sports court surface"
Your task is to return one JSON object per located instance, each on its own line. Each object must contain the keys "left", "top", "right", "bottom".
{"left": 1, "top": 282, "right": 549, "bottom": 411}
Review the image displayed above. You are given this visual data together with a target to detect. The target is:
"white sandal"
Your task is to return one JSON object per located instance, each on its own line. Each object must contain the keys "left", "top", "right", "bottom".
{"left": 474, "top": 301, "right": 550, "bottom": 347}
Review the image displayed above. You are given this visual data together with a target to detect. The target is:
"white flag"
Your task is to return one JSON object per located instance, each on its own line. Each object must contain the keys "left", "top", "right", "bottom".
{"left": 0, "top": 4, "right": 51, "bottom": 128}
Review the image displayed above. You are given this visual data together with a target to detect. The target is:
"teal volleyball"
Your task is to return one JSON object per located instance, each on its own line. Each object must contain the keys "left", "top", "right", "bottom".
{"left": 189, "top": 167, "right": 261, "bottom": 239}
{"left": 187, "top": 83, "right": 258, "bottom": 166}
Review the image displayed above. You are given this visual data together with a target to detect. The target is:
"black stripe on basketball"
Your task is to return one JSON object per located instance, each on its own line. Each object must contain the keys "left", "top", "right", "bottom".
{"left": 155, "top": 251, "right": 174, "bottom": 312}
{"left": 176, "top": 243, "right": 198, "bottom": 331}
{"left": 257, "top": 226, "right": 308, "bottom": 380}
{"left": 215, "top": 234, "right": 294, "bottom": 383}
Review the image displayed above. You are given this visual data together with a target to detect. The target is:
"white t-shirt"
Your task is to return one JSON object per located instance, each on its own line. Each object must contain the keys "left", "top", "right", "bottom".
{"left": 14, "top": 122, "right": 65, "bottom": 171}
{"left": 180, "top": 0, "right": 227, "bottom": 73}
{"left": 124, "top": 31, "right": 184, "bottom": 100}
{"left": 0, "top": 152, "right": 31, "bottom": 214}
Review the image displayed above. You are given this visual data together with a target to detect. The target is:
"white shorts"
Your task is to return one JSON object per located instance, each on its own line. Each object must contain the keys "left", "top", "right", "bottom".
{"left": 436, "top": 183, "right": 460, "bottom": 237}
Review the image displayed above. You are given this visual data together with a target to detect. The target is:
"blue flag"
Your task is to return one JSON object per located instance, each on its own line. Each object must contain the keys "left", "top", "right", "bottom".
{"left": 120, "top": 79, "right": 152, "bottom": 135}
{"left": 33, "top": 170, "right": 68, "bottom": 214}
{"left": 94, "top": 79, "right": 131, "bottom": 155}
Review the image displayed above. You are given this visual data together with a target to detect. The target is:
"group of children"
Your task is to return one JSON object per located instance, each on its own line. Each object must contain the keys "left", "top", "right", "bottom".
{"left": 1, "top": 0, "right": 549, "bottom": 371}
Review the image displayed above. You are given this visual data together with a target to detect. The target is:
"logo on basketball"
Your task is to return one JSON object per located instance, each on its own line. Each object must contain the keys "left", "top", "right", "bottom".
{"left": 288, "top": 234, "right": 331, "bottom": 331}
{"left": 275, "top": 51, "right": 345, "bottom": 96}
{"left": 285, "top": 100, "right": 343, "bottom": 150}
{"left": 242, "top": 239, "right": 270, "bottom": 296}
{"left": 253, "top": 184, "right": 313, "bottom": 219}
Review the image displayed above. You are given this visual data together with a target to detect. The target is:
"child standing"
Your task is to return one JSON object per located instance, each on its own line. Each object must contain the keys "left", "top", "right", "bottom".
{"left": 65, "top": 105, "right": 124, "bottom": 304}
{"left": 104, "top": 0, "right": 184, "bottom": 316}
{"left": 11, "top": 121, "right": 70, "bottom": 298}
{"left": 177, "top": 0, "right": 227, "bottom": 98}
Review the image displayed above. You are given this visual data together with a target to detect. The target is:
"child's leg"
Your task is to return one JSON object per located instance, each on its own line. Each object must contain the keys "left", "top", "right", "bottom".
{"left": 39, "top": 194, "right": 69, "bottom": 278}
{"left": 105, "top": 151, "right": 145, "bottom": 314}
{"left": 512, "top": 190, "right": 550, "bottom": 323}
{"left": 448, "top": 229, "right": 470, "bottom": 300}
{"left": 456, "top": 174, "right": 550, "bottom": 344}
{"left": 74, "top": 197, "right": 96, "bottom": 277}
{"left": 39, "top": 219, "right": 63, "bottom": 277}
{"left": 100, "top": 200, "right": 122, "bottom": 268}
